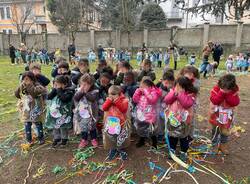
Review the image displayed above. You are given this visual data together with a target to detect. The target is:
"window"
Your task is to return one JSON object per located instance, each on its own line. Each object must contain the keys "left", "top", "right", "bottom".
{"left": 31, "top": 29, "right": 35, "bottom": 34}
{"left": 9, "top": 29, "right": 12, "bottom": 34}
{"left": 89, "top": 10, "right": 94, "bottom": 23}
{"left": 43, "top": 6, "right": 46, "bottom": 14}
{"left": 0, "top": 7, "right": 11, "bottom": 19}
{"left": 2, "top": 29, "right": 6, "bottom": 34}
{"left": 202, "top": 0, "right": 207, "bottom": 4}
{"left": 0, "top": 7, "right": 4, "bottom": 19}
{"left": 192, "top": 0, "right": 199, "bottom": 6}
{"left": 6, "top": 7, "right": 10, "bottom": 19}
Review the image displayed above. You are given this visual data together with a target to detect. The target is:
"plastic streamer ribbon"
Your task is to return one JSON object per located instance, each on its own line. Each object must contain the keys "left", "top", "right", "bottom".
{"left": 33, "top": 163, "right": 46, "bottom": 179}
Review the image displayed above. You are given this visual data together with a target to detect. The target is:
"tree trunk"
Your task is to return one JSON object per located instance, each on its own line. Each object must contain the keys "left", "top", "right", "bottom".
{"left": 20, "top": 32, "right": 26, "bottom": 45}
{"left": 71, "top": 31, "right": 75, "bottom": 44}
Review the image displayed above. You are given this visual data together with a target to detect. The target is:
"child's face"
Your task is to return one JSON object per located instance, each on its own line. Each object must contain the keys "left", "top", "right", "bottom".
{"left": 54, "top": 82, "right": 66, "bottom": 89}
{"left": 184, "top": 72, "right": 194, "bottom": 80}
{"left": 220, "top": 88, "right": 232, "bottom": 93}
{"left": 142, "top": 63, "right": 150, "bottom": 71}
{"left": 79, "top": 63, "right": 89, "bottom": 74}
{"left": 23, "top": 76, "right": 32, "bottom": 85}
{"left": 80, "top": 81, "right": 91, "bottom": 93}
{"left": 162, "top": 80, "right": 173, "bottom": 88}
{"left": 175, "top": 83, "right": 184, "bottom": 92}
{"left": 140, "top": 82, "right": 148, "bottom": 89}
{"left": 120, "top": 66, "right": 128, "bottom": 73}
{"left": 124, "top": 75, "right": 134, "bottom": 86}
{"left": 100, "top": 76, "right": 110, "bottom": 87}
{"left": 32, "top": 68, "right": 41, "bottom": 76}
{"left": 108, "top": 90, "right": 119, "bottom": 100}
{"left": 58, "top": 67, "right": 68, "bottom": 75}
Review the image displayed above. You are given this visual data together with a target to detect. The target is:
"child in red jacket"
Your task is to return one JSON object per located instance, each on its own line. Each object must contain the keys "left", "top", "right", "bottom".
{"left": 209, "top": 74, "right": 240, "bottom": 154}
{"left": 102, "top": 85, "right": 130, "bottom": 160}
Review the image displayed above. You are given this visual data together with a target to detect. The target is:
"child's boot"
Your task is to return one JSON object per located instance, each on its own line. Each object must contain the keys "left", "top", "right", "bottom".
{"left": 119, "top": 149, "right": 128, "bottom": 161}
{"left": 180, "top": 151, "right": 188, "bottom": 162}
{"left": 78, "top": 139, "right": 88, "bottom": 149}
{"left": 107, "top": 149, "right": 118, "bottom": 160}
{"left": 91, "top": 139, "right": 98, "bottom": 148}
{"left": 52, "top": 139, "right": 60, "bottom": 148}
{"left": 151, "top": 136, "right": 157, "bottom": 149}
{"left": 38, "top": 139, "right": 45, "bottom": 145}
{"left": 219, "top": 143, "right": 229, "bottom": 155}
{"left": 136, "top": 137, "right": 145, "bottom": 148}
{"left": 60, "top": 139, "right": 68, "bottom": 146}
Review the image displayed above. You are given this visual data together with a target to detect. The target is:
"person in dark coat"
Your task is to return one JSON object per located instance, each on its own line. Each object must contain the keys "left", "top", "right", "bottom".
{"left": 212, "top": 42, "right": 223, "bottom": 69}
{"left": 9, "top": 44, "right": 16, "bottom": 65}
{"left": 97, "top": 44, "right": 104, "bottom": 61}
{"left": 68, "top": 43, "right": 76, "bottom": 65}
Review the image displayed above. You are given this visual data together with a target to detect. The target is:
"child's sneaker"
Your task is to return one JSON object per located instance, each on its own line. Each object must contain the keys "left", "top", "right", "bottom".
{"left": 180, "top": 151, "right": 188, "bottom": 162}
{"left": 91, "top": 139, "right": 98, "bottom": 148}
{"left": 59, "top": 139, "right": 68, "bottom": 146}
{"left": 107, "top": 149, "right": 118, "bottom": 160}
{"left": 51, "top": 139, "right": 60, "bottom": 148}
{"left": 78, "top": 139, "right": 88, "bottom": 149}
{"left": 218, "top": 143, "right": 229, "bottom": 155}
{"left": 38, "top": 139, "right": 45, "bottom": 145}
{"left": 119, "top": 150, "right": 128, "bottom": 161}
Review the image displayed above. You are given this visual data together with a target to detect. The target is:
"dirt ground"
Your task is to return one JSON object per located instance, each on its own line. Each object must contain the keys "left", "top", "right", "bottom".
{"left": 0, "top": 75, "right": 250, "bottom": 184}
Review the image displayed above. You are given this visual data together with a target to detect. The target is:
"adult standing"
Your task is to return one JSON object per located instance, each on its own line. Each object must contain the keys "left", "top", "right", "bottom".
{"left": 200, "top": 41, "right": 213, "bottom": 78}
{"left": 141, "top": 42, "right": 147, "bottom": 60}
{"left": 212, "top": 42, "right": 223, "bottom": 73}
{"left": 20, "top": 43, "right": 27, "bottom": 63}
{"left": 68, "top": 43, "right": 76, "bottom": 65}
{"left": 9, "top": 44, "right": 16, "bottom": 65}
{"left": 170, "top": 44, "right": 179, "bottom": 70}
{"left": 97, "top": 44, "right": 104, "bottom": 61}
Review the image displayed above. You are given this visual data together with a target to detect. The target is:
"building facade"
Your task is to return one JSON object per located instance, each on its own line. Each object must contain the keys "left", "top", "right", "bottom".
{"left": 160, "top": 0, "right": 228, "bottom": 28}
{"left": 0, "top": 0, "right": 102, "bottom": 34}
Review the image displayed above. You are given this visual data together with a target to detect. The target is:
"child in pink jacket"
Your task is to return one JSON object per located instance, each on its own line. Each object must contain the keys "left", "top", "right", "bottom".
{"left": 133, "top": 78, "right": 162, "bottom": 148}
{"left": 164, "top": 76, "right": 198, "bottom": 158}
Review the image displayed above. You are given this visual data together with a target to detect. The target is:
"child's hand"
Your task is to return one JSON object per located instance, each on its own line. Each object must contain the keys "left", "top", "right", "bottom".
{"left": 220, "top": 88, "right": 231, "bottom": 94}
{"left": 80, "top": 84, "right": 90, "bottom": 93}
{"left": 175, "top": 84, "right": 184, "bottom": 94}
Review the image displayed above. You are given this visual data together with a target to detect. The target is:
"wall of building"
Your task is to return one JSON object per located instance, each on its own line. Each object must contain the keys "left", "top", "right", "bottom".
{"left": 1, "top": 23, "right": 250, "bottom": 55}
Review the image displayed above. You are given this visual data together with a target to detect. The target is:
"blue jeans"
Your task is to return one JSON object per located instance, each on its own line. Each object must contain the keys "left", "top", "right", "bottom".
{"left": 25, "top": 122, "right": 44, "bottom": 143}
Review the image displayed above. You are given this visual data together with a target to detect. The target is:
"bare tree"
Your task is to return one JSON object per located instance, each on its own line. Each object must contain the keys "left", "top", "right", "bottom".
{"left": 11, "top": 0, "right": 35, "bottom": 43}
{"left": 175, "top": 0, "right": 250, "bottom": 21}
{"left": 47, "top": 0, "right": 81, "bottom": 43}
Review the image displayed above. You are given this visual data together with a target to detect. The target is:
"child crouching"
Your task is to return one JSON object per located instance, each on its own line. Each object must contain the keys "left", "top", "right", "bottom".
{"left": 102, "top": 85, "right": 130, "bottom": 160}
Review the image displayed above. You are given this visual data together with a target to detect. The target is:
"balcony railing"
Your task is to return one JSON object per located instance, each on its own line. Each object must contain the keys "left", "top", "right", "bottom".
{"left": 165, "top": 11, "right": 183, "bottom": 20}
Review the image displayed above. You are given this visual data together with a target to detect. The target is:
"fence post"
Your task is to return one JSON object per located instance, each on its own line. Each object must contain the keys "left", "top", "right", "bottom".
{"left": 203, "top": 22, "right": 210, "bottom": 47}
{"left": 235, "top": 21, "right": 243, "bottom": 49}
{"left": 115, "top": 29, "right": 121, "bottom": 49}
{"left": 143, "top": 28, "right": 148, "bottom": 47}
{"left": 90, "top": 29, "right": 95, "bottom": 49}
{"left": 0, "top": 33, "right": 3, "bottom": 55}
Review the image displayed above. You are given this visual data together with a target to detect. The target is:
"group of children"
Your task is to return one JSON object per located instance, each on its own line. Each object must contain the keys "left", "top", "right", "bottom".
{"left": 226, "top": 53, "right": 250, "bottom": 73}
{"left": 15, "top": 55, "right": 240, "bottom": 161}
{"left": 136, "top": 48, "right": 179, "bottom": 69}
